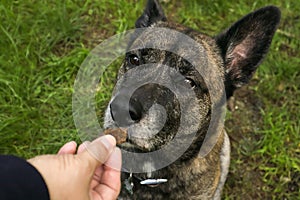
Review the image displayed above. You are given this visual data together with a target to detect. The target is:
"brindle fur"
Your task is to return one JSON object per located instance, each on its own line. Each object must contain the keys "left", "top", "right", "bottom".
{"left": 104, "top": 1, "right": 280, "bottom": 199}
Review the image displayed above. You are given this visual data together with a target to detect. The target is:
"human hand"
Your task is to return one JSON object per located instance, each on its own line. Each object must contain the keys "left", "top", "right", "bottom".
{"left": 28, "top": 135, "right": 121, "bottom": 200}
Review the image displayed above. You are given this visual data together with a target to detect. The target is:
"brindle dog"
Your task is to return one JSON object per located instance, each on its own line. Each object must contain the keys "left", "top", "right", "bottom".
{"left": 104, "top": 0, "right": 280, "bottom": 199}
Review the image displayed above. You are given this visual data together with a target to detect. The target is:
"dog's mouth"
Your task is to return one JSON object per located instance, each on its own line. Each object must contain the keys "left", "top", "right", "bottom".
{"left": 117, "top": 133, "right": 145, "bottom": 152}
{"left": 116, "top": 125, "right": 170, "bottom": 152}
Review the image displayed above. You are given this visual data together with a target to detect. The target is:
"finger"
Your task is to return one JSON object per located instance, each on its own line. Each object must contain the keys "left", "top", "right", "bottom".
{"left": 91, "top": 147, "right": 122, "bottom": 187}
{"left": 78, "top": 135, "right": 116, "bottom": 167}
{"left": 57, "top": 141, "right": 77, "bottom": 155}
{"left": 90, "top": 165, "right": 104, "bottom": 188}
{"left": 77, "top": 141, "right": 90, "bottom": 153}
{"left": 93, "top": 148, "right": 122, "bottom": 200}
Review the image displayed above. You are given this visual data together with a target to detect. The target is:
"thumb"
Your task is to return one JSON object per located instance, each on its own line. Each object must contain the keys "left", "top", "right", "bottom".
{"left": 78, "top": 135, "right": 116, "bottom": 167}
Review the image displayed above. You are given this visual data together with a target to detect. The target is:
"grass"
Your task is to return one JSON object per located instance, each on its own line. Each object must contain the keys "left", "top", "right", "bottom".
{"left": 0, "top": 0, "right": 299, "bottom": 199}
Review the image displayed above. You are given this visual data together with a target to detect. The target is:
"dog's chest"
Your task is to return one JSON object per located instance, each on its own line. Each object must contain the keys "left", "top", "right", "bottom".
{"left": 117, "top": 131, "right": 229, "bottom": 200}
{"left": 118, "top": 156, "right": 223, "bottom": 199}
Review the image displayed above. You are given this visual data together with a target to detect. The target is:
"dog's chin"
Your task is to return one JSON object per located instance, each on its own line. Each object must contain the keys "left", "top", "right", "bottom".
{"left": 118, "top": 137, "right": 156, "bottom": 152}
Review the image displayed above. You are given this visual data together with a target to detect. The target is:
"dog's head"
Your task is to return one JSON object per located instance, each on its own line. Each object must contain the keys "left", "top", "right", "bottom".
{"left": 104, "top": 0, "right": 280, "bottom": 156}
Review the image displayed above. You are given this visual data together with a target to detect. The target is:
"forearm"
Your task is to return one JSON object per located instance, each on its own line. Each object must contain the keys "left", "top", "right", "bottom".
{"left": 0, "top": 155, "right": 49, "bottom": 200}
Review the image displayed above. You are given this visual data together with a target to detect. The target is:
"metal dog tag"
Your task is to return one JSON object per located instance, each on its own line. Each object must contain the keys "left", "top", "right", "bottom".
{"left": 140, "top": 179, "right": 168, "bottom": 185}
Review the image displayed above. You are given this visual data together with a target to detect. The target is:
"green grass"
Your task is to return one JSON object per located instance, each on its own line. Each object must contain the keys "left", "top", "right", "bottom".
{"left": 0, "top": 0, "right": 299, "bottom": 199}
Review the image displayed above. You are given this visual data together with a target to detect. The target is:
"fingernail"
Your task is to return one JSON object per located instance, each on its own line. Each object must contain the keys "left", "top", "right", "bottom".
{"left": 67, "top": 141, "right": 77, "bottom": 147}
{"left": 67, "top": 141, "right": 77, "bottom": 151}
{"left": 100, "top": 135, "right": 116, "bottom": 151}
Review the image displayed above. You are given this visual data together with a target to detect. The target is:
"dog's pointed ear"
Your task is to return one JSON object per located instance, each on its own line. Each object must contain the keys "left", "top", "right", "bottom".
{"left": 215, "top": 6, "right": 280, "bottom": 97}
{"left": 135, "top": 0, "right": 167, "bottom": 28}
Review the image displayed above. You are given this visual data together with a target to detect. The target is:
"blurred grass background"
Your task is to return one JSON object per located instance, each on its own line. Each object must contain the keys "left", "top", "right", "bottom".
{"left": 0, "top": 0, "right": 299, "bottom": 199}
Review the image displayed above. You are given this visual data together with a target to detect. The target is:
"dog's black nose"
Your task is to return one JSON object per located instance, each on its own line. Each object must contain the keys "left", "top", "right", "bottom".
{"left": 110, "top": 94, "right": 143, "bottom": 127}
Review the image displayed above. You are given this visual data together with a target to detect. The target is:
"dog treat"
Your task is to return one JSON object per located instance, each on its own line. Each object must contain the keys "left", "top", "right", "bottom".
{"left": 104, "top": 128, "right": 127, "bottom": 144}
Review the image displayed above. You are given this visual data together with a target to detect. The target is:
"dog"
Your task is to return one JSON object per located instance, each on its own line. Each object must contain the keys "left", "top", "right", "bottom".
{"left": 104, "top": 0, "right": 280, "bottom": 199}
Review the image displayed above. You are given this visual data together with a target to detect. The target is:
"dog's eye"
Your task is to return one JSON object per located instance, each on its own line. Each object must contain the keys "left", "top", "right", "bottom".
{"left": 128, "top": 54, "right": 140, "bottom": 66}
{"left": 184, "top": 78, "right": 196, "bottom": 89}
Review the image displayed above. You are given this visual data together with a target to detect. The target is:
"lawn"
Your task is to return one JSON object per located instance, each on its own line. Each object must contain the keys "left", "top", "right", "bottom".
{"left": 0, "top": 0, "right": 299, "bottom": 199}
